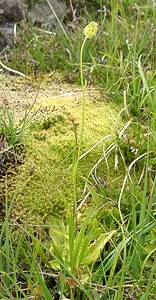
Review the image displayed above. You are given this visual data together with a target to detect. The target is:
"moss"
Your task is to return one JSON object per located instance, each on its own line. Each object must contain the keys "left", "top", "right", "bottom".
{"left": 11, "top": 92, "right": 122, "bottom": 222}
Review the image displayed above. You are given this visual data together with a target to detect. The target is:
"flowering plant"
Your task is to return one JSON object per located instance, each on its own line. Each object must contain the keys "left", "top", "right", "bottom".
{"left": 84, "top": 21, "right": 98, "bottom": 39}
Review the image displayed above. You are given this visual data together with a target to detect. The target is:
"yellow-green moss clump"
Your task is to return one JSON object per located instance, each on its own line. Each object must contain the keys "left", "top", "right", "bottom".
{"left": 12, "top": 93, "right": 121, "bottom": 223}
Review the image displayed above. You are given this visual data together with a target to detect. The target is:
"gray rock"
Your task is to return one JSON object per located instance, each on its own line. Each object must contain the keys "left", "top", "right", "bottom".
{"left": 0, "top": 0, "right": 24, "bottom": 52}
{"left": 0, "top": 0, "right": 24, "bottom": 24}
{"left": 0, "top": 26, "right": 14, "bottom": 50}
{"left": 0, "top": 0, "right": 68, "bottom": 52}
{"left": 28, "top": 0, "right": 67, "bottom": 29}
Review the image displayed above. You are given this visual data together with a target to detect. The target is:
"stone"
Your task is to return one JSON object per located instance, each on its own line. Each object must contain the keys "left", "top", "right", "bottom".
{"left": 0, "top": 26, "right": 14, "bottom": 51}
{"left": 0, "top": 0, "right": 24, "bottom": 52}
{"left": 0, "top": 0, "right": 68, "bottom": 51}
{"left": 0, "top": 0, "right": 24, "bottom": 23}
{"left": 28, "top": 0, "right": 67, "bottom": 29}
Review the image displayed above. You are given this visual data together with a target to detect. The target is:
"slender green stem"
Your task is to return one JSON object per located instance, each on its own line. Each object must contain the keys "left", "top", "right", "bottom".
{"left": 79, "top": 36, "right": 87, "bottom": 159}
{"left": 72, "top": 36, "right": 87, "bottom": 227}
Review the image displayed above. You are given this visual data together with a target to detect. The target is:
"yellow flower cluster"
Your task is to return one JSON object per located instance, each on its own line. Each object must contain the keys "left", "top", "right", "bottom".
{"left": 84, "top": 22, "right": 98, "bottom": 39}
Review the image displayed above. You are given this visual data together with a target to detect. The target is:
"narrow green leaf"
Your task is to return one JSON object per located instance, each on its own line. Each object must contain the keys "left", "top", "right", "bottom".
{"left": 36, "top": 268, "right": 53, "bottom": 300}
